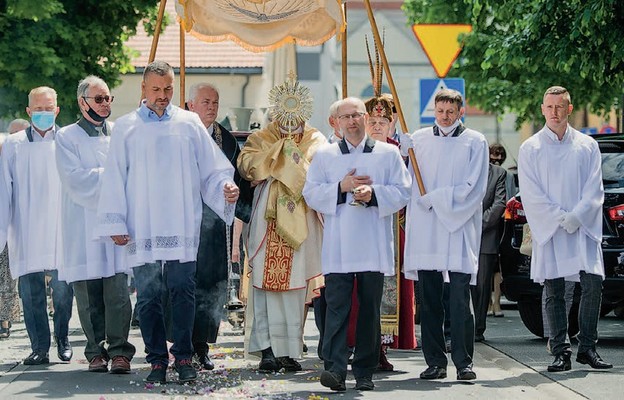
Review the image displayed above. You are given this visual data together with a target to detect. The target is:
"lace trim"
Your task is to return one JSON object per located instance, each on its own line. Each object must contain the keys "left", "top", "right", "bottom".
{"left": 127, "top": 236, "right": 199, "bottom": 255}
{"left": 99, "top": 213, "right": 126, "bottom": 225}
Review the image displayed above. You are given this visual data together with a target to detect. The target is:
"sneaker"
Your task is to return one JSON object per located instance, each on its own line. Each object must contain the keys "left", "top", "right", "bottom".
{"left": 23, "top": 351, "right": 50, "bottom": 365}
{"left": 174, "top": 359, "right": 197, "bottom": 383}
{"left": 145, "top": 364, "right": 167, "bottom": 384}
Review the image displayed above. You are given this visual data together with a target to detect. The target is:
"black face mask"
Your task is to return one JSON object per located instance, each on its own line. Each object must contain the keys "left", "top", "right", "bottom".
{"left": 85, "top": 104, "right": 110, "bottom": 123}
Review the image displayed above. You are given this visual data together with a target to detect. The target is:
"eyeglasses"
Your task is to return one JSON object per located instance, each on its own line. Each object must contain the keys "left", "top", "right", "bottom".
{"left": 83, "top": 95, "right": 114, "bottom": 104}
{"left": 338, "top": 112, "right": 365, "bottom": 120}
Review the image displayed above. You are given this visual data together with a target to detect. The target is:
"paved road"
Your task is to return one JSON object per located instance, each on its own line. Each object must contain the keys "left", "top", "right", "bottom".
{"left": 0, "top": 296, "right": 621, "bottom": 399}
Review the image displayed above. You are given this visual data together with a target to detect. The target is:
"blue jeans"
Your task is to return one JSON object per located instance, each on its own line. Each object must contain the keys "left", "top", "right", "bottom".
{"left": 18, "top": 270, "right": 73, "bottom": 353}
{"left": 133, "top": 260, "right": 196, "bottom": 366}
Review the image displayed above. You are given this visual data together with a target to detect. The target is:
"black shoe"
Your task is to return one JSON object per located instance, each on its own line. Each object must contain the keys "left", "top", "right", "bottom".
{"left": 354, "top": 376, "right": 375, "bottom": 391}
{"left": 548, "top": 352, "right": 572, "bottom": 372}
{"left": 320, "top": 370, "right": 346, "bottom": 392}
{"left": 175, "top": 359, "right": 197, "bottom": 383}
{"left": 145, "top": 363, "right": 167, "bottom": 384}
{"left": 259, "top": 347, "right": 281, "bottom": 372}
{"left": 576, "top": 349, "right": 613, "bottom": 369}
{"left": 277, "top": 356, "right": 302, "bottom": 372}
{"left": 457, "top": 366, "right": 477, "bottom": 380}
{"left": 23, "top": 351, "right": 49, "bottom": 365}
{"left": 474, "top": 334, "right": 485, "bottom": 343}
{"left": 302, "top": 343, "right": 308, "bottom": 354}
{"left": 56, "top": 337, "right": 73, "bottom": 362}
{"left": 194, "top": 352, "right": 215, "bottom": 371}
{"left": 420, "top": 365, "right": 447, "bottom": 379}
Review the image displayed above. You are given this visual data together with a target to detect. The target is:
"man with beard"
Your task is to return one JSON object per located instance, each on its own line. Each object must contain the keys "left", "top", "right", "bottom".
{"left": 95, "top": 61, "right": 240, "bottom": 384}
{"left": 187, "top": 83, "right": 252, "bottom": 370}
{"left": 55, "top": 76, "right": 136, "bottom": 374}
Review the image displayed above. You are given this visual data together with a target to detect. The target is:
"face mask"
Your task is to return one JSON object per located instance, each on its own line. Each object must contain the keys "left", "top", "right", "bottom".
{"left": 85, "top": 104, "right": 110, "bottom": 123}
{"left": 435, "top": 118, "right": 461, "bottom": 135}
{"left": 31, "top": 111, "right": 56, "bottom": 131}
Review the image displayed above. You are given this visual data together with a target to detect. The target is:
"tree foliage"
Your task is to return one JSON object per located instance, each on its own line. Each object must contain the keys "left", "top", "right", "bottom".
{"left": 402, "top": 0, "right": 624, "bottom": 127}
{"left": 0, "top": 0, "right": 168, "bottom": 124}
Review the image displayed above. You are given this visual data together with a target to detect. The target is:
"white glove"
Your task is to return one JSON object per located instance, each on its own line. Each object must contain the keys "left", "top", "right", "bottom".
{"left": 416, "top": 194, "right": 432, "bottom": 211}
{"left": 399, "top": 133, "right": 414, "bottom": 157}
{"left": 560, "top": 212, "right": 581, "bottom": 234}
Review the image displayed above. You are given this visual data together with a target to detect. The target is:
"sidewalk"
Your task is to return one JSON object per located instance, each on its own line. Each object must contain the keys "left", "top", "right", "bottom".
{"left": 0, "top": 297, "right": 586, "bottom": 399}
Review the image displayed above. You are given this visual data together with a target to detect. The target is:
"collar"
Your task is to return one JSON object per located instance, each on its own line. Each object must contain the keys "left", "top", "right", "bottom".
{"left": 77, "top": 117, "right": 109, "bottom": 137}
{"left": 27, "top": 125, "right": 57, "bottom": 142}
{"left": 544, "top": 124, "right": 570, "bottom": 143}
{"left": 339, "top": 136, "right": 376, "bottom": 155}
{"left": 138, "top": 100, "right": 173, "bottom": 121}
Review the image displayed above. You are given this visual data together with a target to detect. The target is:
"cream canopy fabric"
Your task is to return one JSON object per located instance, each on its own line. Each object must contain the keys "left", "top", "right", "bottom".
{"left": 175, "top": 0, "right": 345, "bottom": 52}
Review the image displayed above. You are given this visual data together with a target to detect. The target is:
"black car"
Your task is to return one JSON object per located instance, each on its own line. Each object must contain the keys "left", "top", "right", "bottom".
{"left": 500, "top": 134, "right": 624, "bottom": 337}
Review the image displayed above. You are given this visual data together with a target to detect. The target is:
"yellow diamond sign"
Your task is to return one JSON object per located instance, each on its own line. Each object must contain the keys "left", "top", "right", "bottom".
{"left": 412, "top": 24, "right": 472, "bottom": 78}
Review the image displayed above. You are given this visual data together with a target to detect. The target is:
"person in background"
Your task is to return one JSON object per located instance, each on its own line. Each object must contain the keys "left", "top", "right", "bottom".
{"left": 187, "top": 82, "right": 252, "bottom": 370}
{"left": 0, "top": 87, "right": 74, "bottom": 365}
{"left": 55, "top": 76, "right": 135, "bottom": 374}
{"left": 0, "top": 118, "right": 30, "bottom": 339}
{"left": 518, "top": 85, "right": 612, "bottom": 372}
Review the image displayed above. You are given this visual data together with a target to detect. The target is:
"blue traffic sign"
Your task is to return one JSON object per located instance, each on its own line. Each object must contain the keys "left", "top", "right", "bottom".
{"left": 420, "top": 78, "right": 465, "bottom": 126}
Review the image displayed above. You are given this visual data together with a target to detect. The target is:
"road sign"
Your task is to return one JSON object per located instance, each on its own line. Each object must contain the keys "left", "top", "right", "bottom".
{"left": 412, "top": 24, "right": 472, "bottom": 78}
{"left": 420, "top": 78, "right": 465, "bottom": 126}
{"left": 600, "top": 125, "right": 617, "bottom": 134}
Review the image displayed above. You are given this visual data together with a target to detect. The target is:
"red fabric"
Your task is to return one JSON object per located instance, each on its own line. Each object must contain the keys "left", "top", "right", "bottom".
{"left": 346, "top": 280, "right": 358, "bottom": 348}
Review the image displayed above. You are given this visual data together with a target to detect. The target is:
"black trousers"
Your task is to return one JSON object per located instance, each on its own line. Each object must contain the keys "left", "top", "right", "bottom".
{"left": 312, "top": 286, "right": 327, "bottom": 359}
{"left": 471, "top": 254, "right": 498, "bottom": 336}
{"left": 322, "top": 272, "right": 384, "bottom": 380}
{"left": 419, "top": 270, "right": 474, "bottom": 370}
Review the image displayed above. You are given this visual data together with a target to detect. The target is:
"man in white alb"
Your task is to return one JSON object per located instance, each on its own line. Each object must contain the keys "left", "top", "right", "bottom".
{"left": 95, "top": 61, "right": 239, "bottom": 384}
{"left": 0, "top": 86, "right": 74, "bottom": 365}
{"left": 303, "top": 97, "right": 411, "bottom": 391}
{"left": 401, "top": 89, "right": 489, "bottom": 381}
{"left": 56, "top": 75, "right": 135, "bottom": 374}
{"left": 518, "top": 85, "right": 612, "bottom": 372}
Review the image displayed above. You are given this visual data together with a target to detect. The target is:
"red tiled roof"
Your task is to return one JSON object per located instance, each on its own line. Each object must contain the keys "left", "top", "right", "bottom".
{"left": 126, "top": 2, "right": 265, "bottom": 69}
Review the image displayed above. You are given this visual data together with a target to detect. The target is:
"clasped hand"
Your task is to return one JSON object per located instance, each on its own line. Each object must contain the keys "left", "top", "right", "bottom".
{"left": 341, "top": 169, "right": 373, "bottom": 202}
{"left": 223, "top": 182, "right": 240, "bottom": 204}
{"left": 560, "top": 212, "right": 581, "bottom": 234}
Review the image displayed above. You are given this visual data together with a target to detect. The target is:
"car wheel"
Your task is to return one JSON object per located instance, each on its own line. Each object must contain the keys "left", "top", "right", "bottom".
{"left": 517, "top": 299, "right": 545, "bottom": 338}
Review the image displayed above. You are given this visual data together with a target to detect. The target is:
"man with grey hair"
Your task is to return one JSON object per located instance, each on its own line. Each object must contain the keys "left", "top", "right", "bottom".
{"left": 7, "top": 118, "right": 30, "bottom": 134}
{"left": 0, "top": 86, "right": 74, "bottom": 365}
{"left": 55, "top": 75, "right": 135, "bottom": 374}
{"left": 186, "top": 82, "right": 252, "bottom": 370}
{"left": 95, "top": 61, "right": 240, "bottom": 384}
{"left": 326, "top": 99, "right": 342, "bottom": 143}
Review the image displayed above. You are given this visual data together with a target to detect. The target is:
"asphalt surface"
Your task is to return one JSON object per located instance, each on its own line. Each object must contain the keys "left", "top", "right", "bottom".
{"left": 0, "top": 296, "right": 621, "bottom": 399}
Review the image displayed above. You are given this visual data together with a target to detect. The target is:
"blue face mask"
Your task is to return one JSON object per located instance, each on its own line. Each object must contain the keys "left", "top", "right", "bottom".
{"left": 31, "top": 111, "right": 56, "bottom": 131}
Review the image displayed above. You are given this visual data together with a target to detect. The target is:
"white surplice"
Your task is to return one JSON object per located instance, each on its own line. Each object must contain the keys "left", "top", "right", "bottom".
{"left": 518, "top": 125, "right": 604, "bottom": 283}
{"left": 55, "top": 122, "right": 128, "bottom": 283}
{"left": 94, "top": 104, "right": 235, "bottom": 267}
{"left": 403, "top": 127, "right": 489, "bottom": 284}
{"left": 0, "top": 129, "right": 63, "bottom": 278}
{"left": 302, "top": 141, "right": 412, "bottom": 276}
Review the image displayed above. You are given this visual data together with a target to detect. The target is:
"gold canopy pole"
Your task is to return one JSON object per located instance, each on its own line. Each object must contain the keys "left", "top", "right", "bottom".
{"left": 341, "top": 3, "right": 348, "bottom": 98}
{"left": 148, "top": 0, "right": 167, "bottom": 63}
{"left": 179, "top": 24, "right": 186, "bottom": 107}
{"left": 363, "top": 0, "right": 426, "bottom": 195}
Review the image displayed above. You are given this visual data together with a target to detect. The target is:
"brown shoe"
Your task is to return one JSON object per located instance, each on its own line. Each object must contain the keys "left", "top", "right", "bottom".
{"left": 110, "top": 356, "right": 131, "bottom": 374}
{"left": 88, "top": 355, "right": 109, "bottom": 372}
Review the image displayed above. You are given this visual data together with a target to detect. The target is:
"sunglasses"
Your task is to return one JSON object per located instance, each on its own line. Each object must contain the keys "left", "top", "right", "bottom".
{"left": 83, "top": 95, "right": 114, "bottom": 104}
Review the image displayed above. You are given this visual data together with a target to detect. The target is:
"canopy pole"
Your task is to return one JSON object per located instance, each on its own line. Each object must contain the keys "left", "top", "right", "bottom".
{"left": 341, "top": 3, "right": 348, "bottom": 99}
{"left": 363, "top": 0, "right": 426, "bottom": 195}
{"left": 180, "top": 24, "right": 186, "bottom": 108}
{"left": 148, "top": 0, "right": 167, "bottom": 63}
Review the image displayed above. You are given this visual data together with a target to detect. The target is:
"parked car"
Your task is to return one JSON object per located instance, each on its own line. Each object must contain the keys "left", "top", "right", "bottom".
{"left": 500, "top": 134, "right": 624, "bottom": 337}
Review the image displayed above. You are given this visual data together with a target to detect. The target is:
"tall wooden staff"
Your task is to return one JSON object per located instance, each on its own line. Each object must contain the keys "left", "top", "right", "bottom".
{"left": 341, "top": 3, "right": 348, "bottom": 99}
{"left": 363, "top": 0, "right": 426, "bottom": 195}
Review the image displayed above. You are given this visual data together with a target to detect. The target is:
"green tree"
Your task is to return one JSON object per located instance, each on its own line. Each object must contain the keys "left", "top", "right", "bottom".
{"left": 402, "top": 0, "right": 624, "bottom": 127}
{"left": 0, "top": 0, "right": 168, "bottom": 124}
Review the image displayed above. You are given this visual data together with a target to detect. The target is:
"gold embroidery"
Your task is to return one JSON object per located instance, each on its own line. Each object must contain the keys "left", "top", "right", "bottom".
{"left": 262, "top": 221, "right": 293, "bottom": 291}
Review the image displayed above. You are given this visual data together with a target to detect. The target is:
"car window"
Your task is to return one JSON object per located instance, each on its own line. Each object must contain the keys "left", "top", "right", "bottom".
{"left": 601, "top": 152, "right": 624, "bottom": 187}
